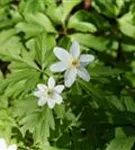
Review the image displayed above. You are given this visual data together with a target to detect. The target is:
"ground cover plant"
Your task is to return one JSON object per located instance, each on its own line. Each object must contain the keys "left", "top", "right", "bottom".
{"left": 0, "top": 0, "right": 135, "bottom": 149}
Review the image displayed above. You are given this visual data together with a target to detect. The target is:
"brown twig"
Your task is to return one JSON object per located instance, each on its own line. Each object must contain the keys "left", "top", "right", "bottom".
{"left": 84, "top": 0, "right": 92, "bottom": 10}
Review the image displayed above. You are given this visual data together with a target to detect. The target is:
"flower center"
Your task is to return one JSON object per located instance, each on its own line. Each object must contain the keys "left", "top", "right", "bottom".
{"left": 46, "top": 89, "right": 54, "bottom": 99}
{"left": 47, "top": 89, "right": 53, "bottom": 96}
{"left": 70, "top": 58, "right": 80, "bottom": 68}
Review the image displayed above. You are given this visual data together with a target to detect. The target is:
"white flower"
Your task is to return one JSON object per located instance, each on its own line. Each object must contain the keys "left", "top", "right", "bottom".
{"left": 50, "top": 41, "right": 95, "bottom": 87}
{"left": 0, "top": 138, "right": 17, "bottom": 150}
{"left": 33, "top": 77, "right": 64, "bottom": 109}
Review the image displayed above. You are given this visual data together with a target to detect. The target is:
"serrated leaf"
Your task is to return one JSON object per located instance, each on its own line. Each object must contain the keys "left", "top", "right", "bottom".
{"left": 27, "top": 33, "right": 56, "bottom": 69}
{"left": 70, "top": 33, "right": 118, "bottom": 51}
{"left": 118, "top": 12, "right": 135, "bottom": 39}
{"left": 106, "top": 137, "right": 135, "bottom": 150}
{"left": 16, "top": 12, "right": 56, "bottom": 38}
{"left": 54, "top": 104, "right": 65, "bottom": 119}
{"left": 68, "top": 10, "right": 97, "bottom": 33}
{"left": 62, "top": 0, "right": 81, "bottom": 23}
{"left": 19, "top": 0, "right": 45, "bottom": 14}
{"left": 20, "top": 106, "right": 55, "bottom": 143}
{"left": 91, "top": 65, "right": 122, "bottom": 77}
{"left": 122, "top": 96, "right": 135, "bottom": 113}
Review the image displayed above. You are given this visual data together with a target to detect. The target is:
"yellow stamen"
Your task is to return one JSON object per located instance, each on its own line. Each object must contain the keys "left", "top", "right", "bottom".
{"left": 69, "top": 58, "right": 80, "bottom": 68}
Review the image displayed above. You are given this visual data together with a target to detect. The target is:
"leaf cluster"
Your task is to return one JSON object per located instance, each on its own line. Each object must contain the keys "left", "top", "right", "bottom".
{"left": 0, "top": 0, "right": 135, "bottom": 150}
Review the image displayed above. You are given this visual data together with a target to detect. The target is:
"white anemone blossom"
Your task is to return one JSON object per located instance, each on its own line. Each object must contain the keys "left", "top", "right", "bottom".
{"left": 50, "top": 41, "right": 95, "bottom": 87}
{"left": 33, "top": 77, "right": 64, "bottom": 109}
{"left": 0, "top": 138, "right": 17, "bottom": 150}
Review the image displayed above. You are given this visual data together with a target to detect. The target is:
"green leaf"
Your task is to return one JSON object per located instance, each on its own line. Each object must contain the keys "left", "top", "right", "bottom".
{"left": 106, "top": 95, "right": 125, "bottom": 111}
{"left": 62, "top": 0, "right": 81, "bottom": 23}
{"left": 93, "top": 0, "right": 118, "bottom": 17}
{"left": 0, "top": 109, "right": 16, "bottom": 138}
{"left": 26, "top": 33, "right": 56, "bottom": 69}
{"left": 115, "top": 0, "right": 125, "bottom": 16}
{"left": 54, "top": 104, "right": 65, "bottom": 119}
{"left": 14, "top": 95, "right": 37, "bottom": 118}
{"left": 115, "top": 127, "right": 127, "bottom": 138}
{"left": 126, "top": 72, "right": 135, "bottom": 87}
{"left": 91, "top": 65, "right": 122, "bottom": 77}
{"left": 122, "top": 96, "right": 135, "bottom": 113}
{"left": 46, "top": 0, "right": 81, "bottom": 24}
{"left": 20, "top": 106, "right": 55, "bottom": 143}
{"left": 46, "top": 5, "right": 63, "bottom": 24}
{"left": 122, "top": 43, "right": 135, "bottom": 52}
{"left": 19, "top": 0, "right": 45, "bottom": 14}
{"left": 118, "top": 12, "right": 135, "bottom": 39}
{"left": 106, "top": 137, "right": 135, "bottom": 150}
{"left": 0, "top": 30, "right": 24, "bottom": 62}
{"left": 68, "top": 10, "right": 97, "bottom": 33}
{"left": 16, "top": 12, "right": 56, "bottom": 38}
{"left": 70, "top": 33, "right": 118, "bottom": 51}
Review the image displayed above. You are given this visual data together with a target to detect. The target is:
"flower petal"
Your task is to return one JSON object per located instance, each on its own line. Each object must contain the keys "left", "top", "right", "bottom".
{"left": 48, "top": 77, "right": 55, "bottom": 89}
{"left": 50, "top": 62, "right": 67, "bottom": 72}
{"left": 70, "top": 41, "right": 80, "bottom": 58}
{"left": 48, "top": 99, "right": 55, "bottom": 109}
{"left": 0, "top": 139, "right": 6, "bottom": 150}
{"left": 77, "top": 67, "right": 90, "bottom": 81}
{"left": 54, "top": 85, "right": 65, "bottom": 93}
{"left": 38, "top": 97, "right": 47, "bottom": 106}
{"left": 54, "top": 47, "right": 71, "bottom": 63}
{"left": 64, "top": 68, "right": 77, "bottom": 87}
{"left": 37, "top": 84, "right": 47, "bottom": 91}
{"left": 53, "top": 93, "right": 63, "bottom": 104}
{"left": 33, "top": 90, "right": 42, "bottom": 98}
{"left": 8, "top": 144, "right": 17, "bottom": 150}
{"left": 80, "top": 54, "right": 94, "bottom": 66}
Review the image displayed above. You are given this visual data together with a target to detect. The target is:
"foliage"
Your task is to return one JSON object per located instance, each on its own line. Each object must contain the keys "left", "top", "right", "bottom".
{"left": 0, "top": 0, "right": 135, "bottom": 149}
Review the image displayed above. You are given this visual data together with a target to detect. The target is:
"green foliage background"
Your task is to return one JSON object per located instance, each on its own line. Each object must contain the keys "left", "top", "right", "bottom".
{"left": 0, "top": 0, "right": 135, "bottom": 149}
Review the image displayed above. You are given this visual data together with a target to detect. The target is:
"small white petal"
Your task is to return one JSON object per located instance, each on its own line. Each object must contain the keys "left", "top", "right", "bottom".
{"left": 54, "top": 47, "right": 71, "bottom": 63}
{"left": 8, "top": 144, "right": 17, "bottom": 150}
{"left": 0, "top": 139, "right": 6, "bottom": 150}
{"left": 64, "top": 68, "right": 77, "bottom": 87}
{"left": 48, "top": 77, "right": 55, "bottom": 89}
{"left": 33, "top": 91, "right": 42, "bottom": 98}
{"left": 80, "top": 54, "right": 94, "bottom": 66}
{"left": 53, "top": 93, "right": 63, "bottom": 104}
{"left": 54, "top": 85, "right": 65, "bottom": 93}
{"left": 50, "top": 62, "right": 67, "bottom": 72}
{"left": 38, "top": 97, "right": 47, "bottom": 106}
{"left": 77, "top": 67, "right": 90, "bottom": 81}
{"left": 70, "top": 41, "right": 80, "bottom": 58}
{"left": 37, "top": 84, "right": 47, "bottom": 91}
{"left": 48, "top": 99, "right": 55, "bottom": 109}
